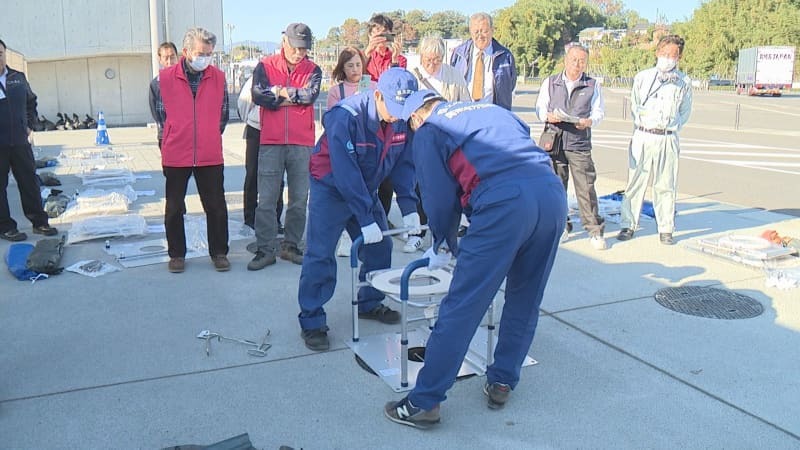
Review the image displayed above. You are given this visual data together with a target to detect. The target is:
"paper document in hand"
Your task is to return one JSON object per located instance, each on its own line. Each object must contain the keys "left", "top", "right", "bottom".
{"left": 554, "top": 108, "right": 581, "bottom": 123}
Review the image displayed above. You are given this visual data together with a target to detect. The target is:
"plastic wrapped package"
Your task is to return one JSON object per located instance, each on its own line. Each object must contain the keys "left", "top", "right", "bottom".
{"left": 65, "top": 260, "right": 121, "bottom": 277}
{"left": 66, "top": 214, "right": 148, "bottom": 244}
{"left": 80, "top": 185, "right": 138, "bottom": 203}
{"left": 686, "top": 234, "right": 798, "bottom": 268}
{"left": 56, "top": 191, "right": 131, "bottom": 222}
{"left": 765, "top": 267, "right": 800, "bottom": 290}
{"left": 76, "top": 168, "right": 137, "bottom": 186}
{"left": 58, "top": 147, "right": 130, "bottom": 164}
{"left": 184, "top": 215, "right": 209, "bottom": 252}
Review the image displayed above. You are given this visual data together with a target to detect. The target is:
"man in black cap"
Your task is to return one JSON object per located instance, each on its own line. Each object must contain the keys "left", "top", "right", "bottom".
{"left": 0, "top": 39, "right": 58, "bottom": 241}
{"left": 248, "top": 23, "right": 322, "bottom": 270}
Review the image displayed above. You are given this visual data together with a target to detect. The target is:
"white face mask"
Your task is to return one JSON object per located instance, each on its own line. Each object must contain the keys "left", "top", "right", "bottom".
{"left": 656, "top": 56, "right": 677, "bottom": 72}
{"left": 189, "top": 55, "right": 212, "bottom": 72}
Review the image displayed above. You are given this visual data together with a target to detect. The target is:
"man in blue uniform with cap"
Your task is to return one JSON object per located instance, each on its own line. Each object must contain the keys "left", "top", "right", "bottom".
{"left": 384, "top": 90, "right": 566, "bottom": 429}
{"left": 297, "top": 68, "right": 421, "bottom": 351}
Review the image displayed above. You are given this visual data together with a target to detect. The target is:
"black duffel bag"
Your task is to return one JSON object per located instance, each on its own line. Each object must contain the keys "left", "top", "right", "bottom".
{"left": 26, "top": 235, "right": 66, "bottom": 275}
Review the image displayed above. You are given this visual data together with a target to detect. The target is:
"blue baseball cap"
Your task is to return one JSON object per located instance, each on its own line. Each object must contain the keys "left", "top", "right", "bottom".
{"left": 400, "top": 89, "right": 445, "bottom": 120}
{"left": 377, "top": 68, "right": 418, "bottom": 118}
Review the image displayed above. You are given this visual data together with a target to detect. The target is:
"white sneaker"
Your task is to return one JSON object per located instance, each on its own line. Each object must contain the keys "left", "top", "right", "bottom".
{"left": 560, "top": 228, "right": 570, "bottom": 243}
{"left": 590, "top": 235, "right": 608, "bottom": 250}
{"left": 336, "top": 232, "right": 351, "bottom": 257}
{"left": 403, "top": 235, "right": 423, "bottom": 253}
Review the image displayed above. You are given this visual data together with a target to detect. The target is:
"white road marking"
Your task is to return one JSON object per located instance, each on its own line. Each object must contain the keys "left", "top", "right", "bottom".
{"left": 587, "top": 129, "right": 800, "bottom": 176}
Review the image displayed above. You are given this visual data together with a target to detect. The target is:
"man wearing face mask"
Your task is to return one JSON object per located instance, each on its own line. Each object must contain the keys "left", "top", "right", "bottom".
{"left": 151, "top": 27, "right": 231, "bottom": 273}
{"left": 617, "top": 34, "right": 692, "bottom": 246}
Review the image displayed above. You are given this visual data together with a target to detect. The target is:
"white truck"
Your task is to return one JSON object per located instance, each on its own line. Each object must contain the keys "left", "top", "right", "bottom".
{"left": 735, "top": 46, "right": 796, "bottom": 96}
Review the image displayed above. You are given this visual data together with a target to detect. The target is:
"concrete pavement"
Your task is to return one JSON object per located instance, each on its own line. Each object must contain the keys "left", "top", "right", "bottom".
{"left": 1, "top": 116, "right": 799, "bottom": 449}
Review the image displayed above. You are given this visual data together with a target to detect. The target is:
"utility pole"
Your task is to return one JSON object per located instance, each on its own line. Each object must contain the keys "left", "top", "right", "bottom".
{"left": 226, "top": 23, "right": 235, "bottom": 91}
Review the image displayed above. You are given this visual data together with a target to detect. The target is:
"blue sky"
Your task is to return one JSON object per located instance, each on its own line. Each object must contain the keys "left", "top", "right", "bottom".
{"left": 222, "top": 0, "right": 702, "bottom": 43}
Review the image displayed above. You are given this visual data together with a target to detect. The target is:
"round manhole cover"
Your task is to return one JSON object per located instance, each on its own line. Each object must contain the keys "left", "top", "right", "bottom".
{"left": 654, "top": 286, "right": 763, "bottom": 320}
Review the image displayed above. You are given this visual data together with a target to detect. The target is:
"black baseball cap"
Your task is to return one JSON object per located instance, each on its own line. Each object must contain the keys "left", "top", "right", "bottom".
{"left": 285, "top": 23, "right": 312, "bottom": 49}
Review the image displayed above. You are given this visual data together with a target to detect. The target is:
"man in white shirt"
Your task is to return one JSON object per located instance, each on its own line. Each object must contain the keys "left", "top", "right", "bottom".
{"left": 411, "top": 35, "right": 470, "bottom": 103}
{"left": 536, "top": 43, "right": 606, "bottom": 250}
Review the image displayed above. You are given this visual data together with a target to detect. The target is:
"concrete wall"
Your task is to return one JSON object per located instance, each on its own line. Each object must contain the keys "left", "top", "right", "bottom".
{"left": 0, "top": 0, "right": 223, "bottom": 126}
{"left": 6, "top": 48, "right": 27, "bottom": 75}
{"left": 27, "top": 55, "right": 152, "bottom": 125}
{"left": 165, "top": 0, "right": 225, "bottom": 46}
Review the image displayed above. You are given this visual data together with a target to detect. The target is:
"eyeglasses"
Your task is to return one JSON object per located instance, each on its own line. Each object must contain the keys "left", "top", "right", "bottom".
{"left": 421, "top": 55, "right": 443, "bottom": 64}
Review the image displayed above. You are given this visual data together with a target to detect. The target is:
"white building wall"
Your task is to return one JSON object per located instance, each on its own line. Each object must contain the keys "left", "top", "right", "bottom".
{"left": 0, "top": 0, "right": 222, "bottom": 126}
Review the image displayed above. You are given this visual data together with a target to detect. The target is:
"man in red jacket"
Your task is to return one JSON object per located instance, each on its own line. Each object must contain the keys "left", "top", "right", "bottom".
{"left": 150, "top": 27, "right": 230, "bottom": 273}
{"left": 248, "top": 23, "right": 322, "bottom": 271}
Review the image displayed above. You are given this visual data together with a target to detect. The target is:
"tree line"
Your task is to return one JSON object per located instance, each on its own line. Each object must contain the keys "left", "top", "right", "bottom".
{"left": 314, "top": 0, "right": 799, "bottom": 81}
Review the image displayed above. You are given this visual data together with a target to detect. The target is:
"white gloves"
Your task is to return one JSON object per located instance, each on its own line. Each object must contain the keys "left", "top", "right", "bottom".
{"left": 402, "top": 212, "right": 422, "bottom": 235}
{"left": 423, "top": 247, "right": 452, "bottom": 271}
{"left": 361, "top": 222, "right": 383, "bottom": 244}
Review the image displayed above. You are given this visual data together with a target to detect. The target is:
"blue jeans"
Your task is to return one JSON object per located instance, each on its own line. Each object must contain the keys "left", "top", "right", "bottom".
{"left": 297, "top": 178, "right": 392, "bottom": 331}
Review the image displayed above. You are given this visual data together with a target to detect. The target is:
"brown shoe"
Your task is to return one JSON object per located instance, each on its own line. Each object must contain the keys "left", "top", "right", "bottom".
{"left": 211, "top": 255, "right": 230, "bottom": 272}
{"left": 168, "top": 257, "right": 185, "bottom": 273}
{"left": 280, "top": 244, "right": 304, "bottom": 265}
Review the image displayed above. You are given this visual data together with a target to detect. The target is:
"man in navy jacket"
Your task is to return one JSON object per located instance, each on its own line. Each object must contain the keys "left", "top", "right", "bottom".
{"left": 450, "top": 12, "right": 517, "bottom": 111}
{"left": 384, "top": 90, "right": 565, "bottom": 429}
{"left": 0, "top": 39, "right": 58, "bottom": 241}
{"left": 297, "top": 68, "right": 421, "bottom": 351}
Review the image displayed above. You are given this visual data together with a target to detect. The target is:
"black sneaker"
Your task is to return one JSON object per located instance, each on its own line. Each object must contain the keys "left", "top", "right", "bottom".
{"left": 247, "top": 251, "right": 276, "bottom": 271}
{"left": 32, "top": 224, "right": 58, "bottom": 236}
{"left": 659, "top": 233, "right": 675, "bottom": 245}
{"left": 484, "top": 382, "right": 511, "bottom": 409}
{"left": 0, "top": 229, "right": 27, "bottom": 242}
{"left": 384, "top": 397, "right": 441, "bottom": 429}
{"left": 301, "top": 327, "right": 330, "bottom": 351}
{"left": 457, "top": 225, "right": 468, "bottom": 237}
{"left": 359, "top": 304, "right": 400, "bottom": 324}
{"left": 616, "top": 228, "right": 634, "bottom": 241}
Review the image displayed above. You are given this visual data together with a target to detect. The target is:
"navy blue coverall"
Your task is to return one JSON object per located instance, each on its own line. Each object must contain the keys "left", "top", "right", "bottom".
{"left": 408, "top": 101, "right": 567, "bottom": 410}
{"left": 297, "top": 93, "right": 417, "bottom": 331}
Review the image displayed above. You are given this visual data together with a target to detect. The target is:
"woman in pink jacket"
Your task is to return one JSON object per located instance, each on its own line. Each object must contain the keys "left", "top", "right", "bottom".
{"left": 326, "top": 47, "right": 375, "bottom": 111}
{"left": 326, "top": 47, "right": 377, "bottom": 257}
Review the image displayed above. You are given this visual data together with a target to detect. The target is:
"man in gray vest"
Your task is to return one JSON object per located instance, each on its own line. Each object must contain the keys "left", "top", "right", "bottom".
{"left": 536, "top": 43, "right": 606, "bottom": 250}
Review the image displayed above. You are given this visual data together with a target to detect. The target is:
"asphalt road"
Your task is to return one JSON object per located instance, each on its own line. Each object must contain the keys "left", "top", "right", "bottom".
{"left": 514, "top": 85, "right": 800, "bottom": 217}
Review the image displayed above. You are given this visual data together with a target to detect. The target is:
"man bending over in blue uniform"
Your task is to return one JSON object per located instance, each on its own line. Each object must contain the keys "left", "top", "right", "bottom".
{"left": 384, "top": 90, "right": 567, "bottom": 429}
{"left": 297, "top": 68, "right": 421, "bottom": 351}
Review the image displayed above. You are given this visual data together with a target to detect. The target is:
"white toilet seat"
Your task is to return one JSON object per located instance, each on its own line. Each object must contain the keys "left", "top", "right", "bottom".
{"left": 369, "top": 268, "right": 453, "bottom": 297}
